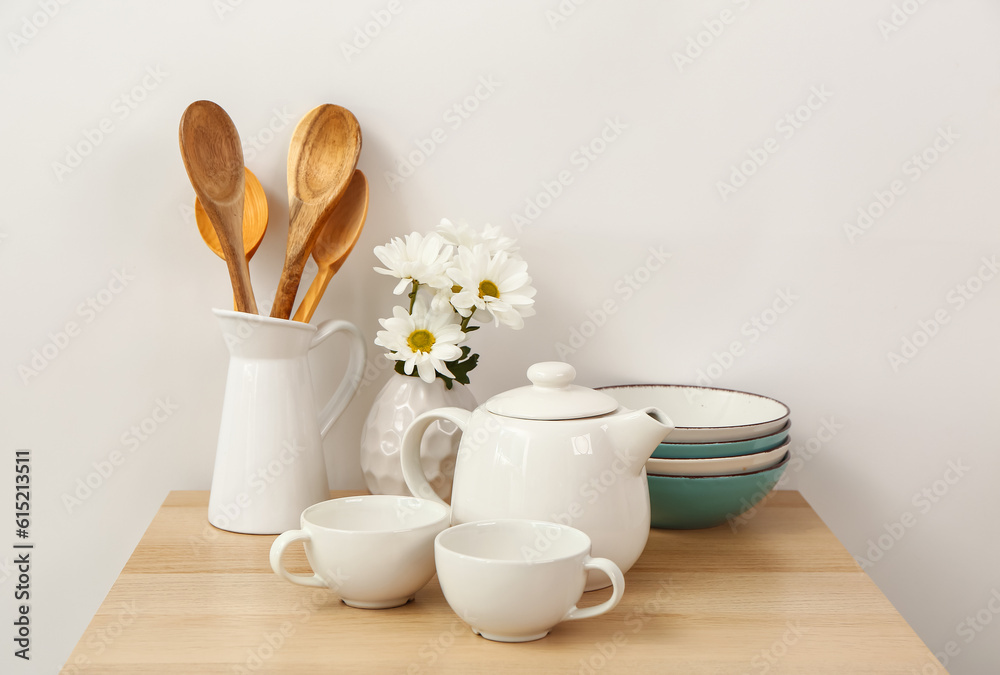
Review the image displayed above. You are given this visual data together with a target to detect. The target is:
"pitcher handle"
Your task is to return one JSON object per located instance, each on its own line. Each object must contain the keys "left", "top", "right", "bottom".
{"left": 310, "top": 320, "right": 367, "bottom": 439}
{"left": 400, "top": 407, "right": 471, "bottom": 506}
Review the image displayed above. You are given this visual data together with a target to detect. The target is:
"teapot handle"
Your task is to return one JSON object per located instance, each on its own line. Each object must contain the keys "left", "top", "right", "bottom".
{"left": 309, "top": 320, "right": 367, "bottom": 439}
{"left": 400, "top": 407, "right": 471, "bottom": 507}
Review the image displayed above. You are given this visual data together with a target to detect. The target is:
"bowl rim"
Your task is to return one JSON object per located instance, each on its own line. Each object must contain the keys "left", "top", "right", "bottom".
{"left": 598, "top": 383, "right": 790, "bottom": 432}
{"left": 646, "top": 452, "right": 790, "bottom": 480}
{"left": 658, "top": 420, "right": 792, "bottom": 447}
{"left": 647, "top": 438, "right": 790, "bottom": 470}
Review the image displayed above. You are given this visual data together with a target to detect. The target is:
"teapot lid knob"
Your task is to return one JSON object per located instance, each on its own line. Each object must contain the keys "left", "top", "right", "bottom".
{"left": 527, "top": 362, "right": 576, "bottom": 389}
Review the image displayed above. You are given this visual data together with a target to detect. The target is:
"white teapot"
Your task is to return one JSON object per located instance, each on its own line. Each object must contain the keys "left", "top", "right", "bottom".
{"left": 401, "top": 361, "right": 673, "bottom": 591}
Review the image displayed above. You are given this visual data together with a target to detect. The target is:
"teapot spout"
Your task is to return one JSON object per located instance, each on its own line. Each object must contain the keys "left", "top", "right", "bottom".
{"left": 607, "top": 407, "right": 674, "bottom": 476}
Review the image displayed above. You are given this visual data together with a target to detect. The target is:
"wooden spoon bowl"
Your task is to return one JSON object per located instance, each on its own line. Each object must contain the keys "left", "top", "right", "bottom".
{"left": 195, "top": 167, "right": 268, "bottom": 261}
{"left": 270, "top": 104, "right": 361, "bottom": 319}
{"left": 179, "top": 100, "right": 258, "bottom": 314}
{"left": 292, "top": 170, "right": 369, "bottom": 323}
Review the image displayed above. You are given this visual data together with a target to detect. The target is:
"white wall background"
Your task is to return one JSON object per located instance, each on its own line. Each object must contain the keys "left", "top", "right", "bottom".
{"left": 2, "top": 0, "right": 998, "bottom": 672}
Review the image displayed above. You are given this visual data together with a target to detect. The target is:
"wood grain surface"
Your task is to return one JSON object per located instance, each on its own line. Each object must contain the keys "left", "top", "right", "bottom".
{"left": 63, "top": 490, "right": 946, "bottom": 674}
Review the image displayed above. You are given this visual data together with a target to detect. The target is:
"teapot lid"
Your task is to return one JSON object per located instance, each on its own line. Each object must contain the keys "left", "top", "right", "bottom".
{"left": 484, "top": 362, "right": 619, "bottom": 420}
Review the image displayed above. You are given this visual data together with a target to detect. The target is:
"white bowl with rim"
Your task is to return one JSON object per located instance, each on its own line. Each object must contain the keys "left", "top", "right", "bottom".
{"left": 598, "top": 384, "right": 790, "bottom": 443}
{"left": 646, "top": 439, "right": 789, "bottom": 477}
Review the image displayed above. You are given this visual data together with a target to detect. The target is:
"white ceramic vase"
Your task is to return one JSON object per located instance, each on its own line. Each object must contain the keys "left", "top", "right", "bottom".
{"left": 360, "top": 373, "right": 476, "bottom": 502}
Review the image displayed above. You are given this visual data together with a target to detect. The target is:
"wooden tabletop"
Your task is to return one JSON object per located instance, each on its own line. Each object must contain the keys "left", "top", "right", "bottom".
{"left": 64, "top": 490, "right": 945, "bottom": 674}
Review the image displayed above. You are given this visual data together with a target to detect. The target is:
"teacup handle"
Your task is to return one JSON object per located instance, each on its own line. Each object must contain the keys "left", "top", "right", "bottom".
{"left": 563, "top": 557, "right": 625, "bottom": 622}
{"left": 400, "top": 408, "right": 471, "bottom": 506}
{"left": 269, "top": 530, "right": 326, "bottom": 588}
{"left": 310, "top": 320, "right": 366, "bottom": 439}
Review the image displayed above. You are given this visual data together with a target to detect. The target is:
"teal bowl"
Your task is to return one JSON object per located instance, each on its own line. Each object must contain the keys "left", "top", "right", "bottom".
{"left": 652, "top": 422, "right": 791, "bottom": 459}
{"left": 647, "top": 453, "right": 790, "bottom": 529}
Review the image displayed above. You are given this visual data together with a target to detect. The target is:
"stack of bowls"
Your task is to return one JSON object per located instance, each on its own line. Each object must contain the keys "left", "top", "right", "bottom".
{"left": 598, "top": 385, "right": 791, "bottom": 529}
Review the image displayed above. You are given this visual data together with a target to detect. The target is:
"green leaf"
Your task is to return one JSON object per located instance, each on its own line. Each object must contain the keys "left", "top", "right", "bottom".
{"left": 390, "top": 349, "right": 480, "bottom": 389}
{"left": 447, "top": 350, "right": 480, "bottom": 386}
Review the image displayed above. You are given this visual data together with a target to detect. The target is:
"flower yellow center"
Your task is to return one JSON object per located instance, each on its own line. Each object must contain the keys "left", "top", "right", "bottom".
{"left": 478, "top": 279, "right": 500, "bottom": 299}
{"left": 407, "top": 329, "right": 435, "bottom": 353}
{"left": 451, "top": 284, "right": 463, "bottom": 294}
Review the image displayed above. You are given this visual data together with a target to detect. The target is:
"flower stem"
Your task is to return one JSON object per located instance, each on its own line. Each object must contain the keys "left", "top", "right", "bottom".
{"left": 408, "top": 281, "right": 420, "bottom": 313}
{"left": 460, "top": 313, "right": 473, "bottom": 332}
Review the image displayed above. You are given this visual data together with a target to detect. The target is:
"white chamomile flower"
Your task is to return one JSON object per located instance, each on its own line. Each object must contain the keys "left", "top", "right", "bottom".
{"left": 437, "top": 219, "right": 518, "bottom": 256}
{"left": 374, "top": 300, "right": 466, "bottom": 383}
{"left": 436, "top": 219, "right": 482, "bottom": 249}
{"left": 479, "top": 223, "right": 518, "bottom": 255}
{"left": 373, "top": 232, "right": 454, "bottom": 294}
{"left": 430, "top": 286, "right": 457, "bottom": 315}
{"left": 447, "top": 246, "right": 536, "bottom": 329}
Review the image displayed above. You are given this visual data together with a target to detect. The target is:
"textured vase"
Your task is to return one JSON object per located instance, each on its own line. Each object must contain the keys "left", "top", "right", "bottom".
{"left": 361, "top": 373, "right": 477, "bottom": 502}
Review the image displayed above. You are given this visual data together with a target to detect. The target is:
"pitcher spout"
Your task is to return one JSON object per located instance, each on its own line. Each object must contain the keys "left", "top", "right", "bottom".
{"left": 607, "top": 407, "right": 674, "bottom": 475}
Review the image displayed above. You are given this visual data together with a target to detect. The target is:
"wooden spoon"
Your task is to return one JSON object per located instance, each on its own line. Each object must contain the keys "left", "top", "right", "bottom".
{"left": 271, "top": 104, "right": 361, "bottom": 319}
{"left": 179, "top": 100, "right": 258, "bottom": 314}
{"left": 292, "top": 170, "right": 369, "bottom": 323}
{"left": 195, "top": 167, "right": 268, "bottom": 261}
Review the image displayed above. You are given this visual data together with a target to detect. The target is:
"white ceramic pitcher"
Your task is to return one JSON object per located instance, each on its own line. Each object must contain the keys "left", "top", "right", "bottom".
{"left": 209, "top": 309, "right": 366, "bottom": 534}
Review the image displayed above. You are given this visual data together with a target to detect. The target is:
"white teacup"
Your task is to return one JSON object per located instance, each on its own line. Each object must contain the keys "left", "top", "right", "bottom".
{"left": 434, "top": 519, "right": 625, "bottom": 642}
{"left": 269, "top": 495, "right": 449, "bottom": 609}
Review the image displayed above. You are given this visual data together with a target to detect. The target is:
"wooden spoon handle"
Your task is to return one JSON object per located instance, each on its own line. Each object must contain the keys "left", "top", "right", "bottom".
{"left": 218, "top": 221, "right": 258, "bottom": 314}
{"left": 292, "top": 265, "right": 335, "bottom": 324}
{"left": 230, "top": 259, "right": 258, "bottom": 314}
{"left": 270, "top": 244, "right": 309, "bottom": 319}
